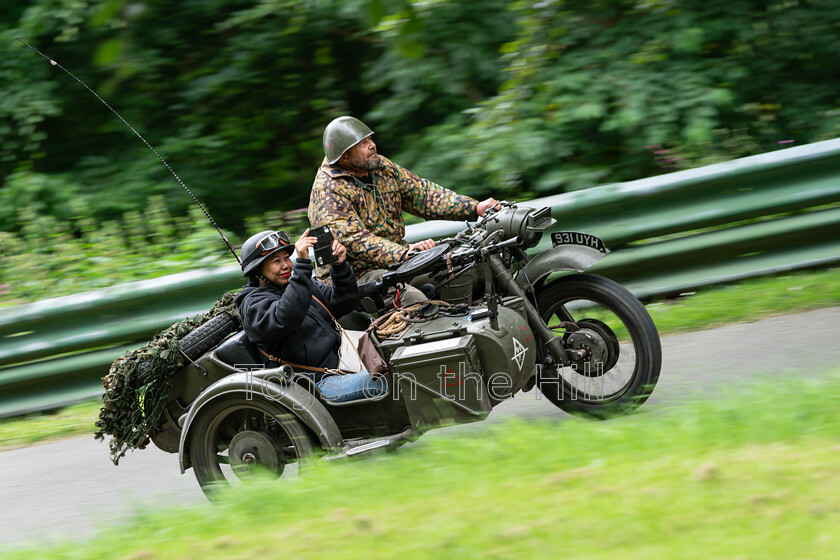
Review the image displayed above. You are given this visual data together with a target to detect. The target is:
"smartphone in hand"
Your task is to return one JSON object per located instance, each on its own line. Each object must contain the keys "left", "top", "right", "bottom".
{"left": 310, "top": 225, "right": 338, "bottom": 266}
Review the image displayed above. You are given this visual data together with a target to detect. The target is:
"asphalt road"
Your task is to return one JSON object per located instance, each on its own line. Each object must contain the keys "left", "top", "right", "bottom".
{"left": 2, "top": 307, "right": 839, "bottom": 550}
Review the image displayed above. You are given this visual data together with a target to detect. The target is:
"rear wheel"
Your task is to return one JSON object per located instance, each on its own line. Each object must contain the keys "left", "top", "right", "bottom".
{"left": 535, "top": 274, "right": 661, "bottom": 418}
{"left": 188, "top": 395, "right": 314, "bottom": 500}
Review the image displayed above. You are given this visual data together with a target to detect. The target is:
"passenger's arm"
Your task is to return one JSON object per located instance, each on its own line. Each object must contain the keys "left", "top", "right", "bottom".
{"left": 324, "top": 260, "right": 359, "bottom": 318}
{"left": 240, "top": 260, "right": 314, "bottom": 340}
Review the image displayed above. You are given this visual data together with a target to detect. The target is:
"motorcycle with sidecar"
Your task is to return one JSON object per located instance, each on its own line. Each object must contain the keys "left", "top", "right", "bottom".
{"left": 150, "top": 202, "right": 662, "bottom": 498}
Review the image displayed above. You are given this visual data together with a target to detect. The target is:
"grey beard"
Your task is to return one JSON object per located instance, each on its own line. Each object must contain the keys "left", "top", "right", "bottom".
{"left": 358, "top": 155, "right": 380, "bottom": 172}
{"left": 346, "top": 153, "right": 380, "bottom": 172}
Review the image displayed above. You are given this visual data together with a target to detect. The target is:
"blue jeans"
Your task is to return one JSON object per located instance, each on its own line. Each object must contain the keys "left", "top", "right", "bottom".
{"left": 316, "top": 371, "right": 388, "bottom": 402}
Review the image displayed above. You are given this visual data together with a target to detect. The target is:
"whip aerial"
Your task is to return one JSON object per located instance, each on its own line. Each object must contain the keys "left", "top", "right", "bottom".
{"left": 16, "top": 37, "right": 241, "bottom": 264}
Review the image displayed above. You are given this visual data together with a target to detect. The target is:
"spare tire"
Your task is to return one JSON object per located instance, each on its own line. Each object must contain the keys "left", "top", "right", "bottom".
{"left": 178, "top": 312, "right": 240, "bottom": 361}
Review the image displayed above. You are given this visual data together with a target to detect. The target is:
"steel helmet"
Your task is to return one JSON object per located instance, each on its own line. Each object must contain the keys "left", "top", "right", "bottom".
{"left": 323, "top": 116, "right": 374, "bottom": 164}
{"left": 239, "top": 230, "right": 294, "bottom": 277}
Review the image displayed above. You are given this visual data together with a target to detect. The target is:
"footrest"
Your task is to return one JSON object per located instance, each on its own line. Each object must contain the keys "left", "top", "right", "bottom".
{"left": 322, "top": 428, "right": 417, "bottom": 461}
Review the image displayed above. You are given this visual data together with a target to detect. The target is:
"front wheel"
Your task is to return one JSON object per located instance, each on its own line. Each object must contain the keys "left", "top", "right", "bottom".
{"left": 535, "top": 274, "right": 661, "bottom": 418}
{"left": 188, "top": 395, "right": 314, "bottom": 501}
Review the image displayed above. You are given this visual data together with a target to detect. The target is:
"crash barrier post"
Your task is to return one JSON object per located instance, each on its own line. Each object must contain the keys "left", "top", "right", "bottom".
{"left": 1, "top": 138, "right": 839, "bottom": 417}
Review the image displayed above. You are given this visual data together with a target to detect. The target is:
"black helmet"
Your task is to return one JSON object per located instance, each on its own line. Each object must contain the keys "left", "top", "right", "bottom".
{"left": 240, "top": 230, "right": 293, "bottom": 277}
{"left": 323, "top": 116, "right": 374, "bottom": 164}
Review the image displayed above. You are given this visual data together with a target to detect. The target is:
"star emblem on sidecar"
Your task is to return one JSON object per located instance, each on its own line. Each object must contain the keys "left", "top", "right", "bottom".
{"left": 511, "top": 338, "right": 527, "bottom": 371}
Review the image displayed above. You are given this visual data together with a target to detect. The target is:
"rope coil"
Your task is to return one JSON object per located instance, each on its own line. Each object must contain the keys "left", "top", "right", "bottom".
{"left": 375, "top": 300, "right": 451, "bottom": 338}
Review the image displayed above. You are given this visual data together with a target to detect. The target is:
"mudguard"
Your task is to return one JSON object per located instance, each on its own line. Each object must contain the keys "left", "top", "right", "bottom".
{"left": 516, "top": 244, "right": 608, "bottom": 290}
{"left": 178, "top": 369, "right": 344, "bottom": 473}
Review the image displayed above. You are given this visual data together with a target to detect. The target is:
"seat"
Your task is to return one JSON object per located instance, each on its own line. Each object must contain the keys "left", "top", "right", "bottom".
{"left": 338, "top": 310, "right": 373, "bottom": 331}
{"left": 214, "top": 331, "right": 262, "bottom": 368}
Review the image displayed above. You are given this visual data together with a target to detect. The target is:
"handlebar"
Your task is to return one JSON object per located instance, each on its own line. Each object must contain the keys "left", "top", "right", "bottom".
{"left": 358, "top": 280, "right": 386, "bottom": 300}
{"left": 446, "top": 235, "right": 523, "bottom": 266}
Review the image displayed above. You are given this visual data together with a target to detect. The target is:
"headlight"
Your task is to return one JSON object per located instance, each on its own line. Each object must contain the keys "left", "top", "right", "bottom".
{"left": 485, "top": 206, "right": 557, "bottom": 248}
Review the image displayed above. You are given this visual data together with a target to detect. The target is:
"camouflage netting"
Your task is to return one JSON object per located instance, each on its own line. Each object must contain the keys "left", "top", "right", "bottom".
{"left": 95, "top": 291, "right": 238, "bottom": 464}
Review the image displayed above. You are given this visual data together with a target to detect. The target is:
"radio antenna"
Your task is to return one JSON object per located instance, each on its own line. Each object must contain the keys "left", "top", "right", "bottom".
{"left": 16, "top": 37, "right": 241, "bottom": 265}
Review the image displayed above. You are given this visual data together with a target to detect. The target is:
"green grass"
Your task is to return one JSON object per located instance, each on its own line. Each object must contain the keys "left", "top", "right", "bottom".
{"left": 0, "top": 400, "right": 101, "bottom": 451}
{"left": 643, "top": 265, "right": 840, "bottom": 334}
{"left": 1, "top": 266, "right": 838, "bottom": 453}
{"left": 5, "top": 372, "right": 840, "bottom": 559}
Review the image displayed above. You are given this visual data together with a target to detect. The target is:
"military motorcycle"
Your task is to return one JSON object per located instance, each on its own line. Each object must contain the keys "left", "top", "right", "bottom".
{"left": 151, "top": 202, "right": 661, "bottom": 499}
{"left": 16, "top": 43, "right": 660, "bottom": 498}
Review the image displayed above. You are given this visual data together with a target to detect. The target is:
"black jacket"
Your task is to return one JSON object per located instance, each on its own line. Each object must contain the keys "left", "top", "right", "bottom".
{"left": 234, "top": 259, "right": 358, "bottom": 377}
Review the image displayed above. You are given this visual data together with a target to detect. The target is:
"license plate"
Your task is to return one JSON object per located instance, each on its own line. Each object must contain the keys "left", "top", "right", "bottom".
{"left": 550, "top": 231, "right": 608, "bottom": 254}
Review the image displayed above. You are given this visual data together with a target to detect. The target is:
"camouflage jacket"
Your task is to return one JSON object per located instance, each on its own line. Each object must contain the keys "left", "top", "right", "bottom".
{"left": 308, "top": 155, "right": 478, "bottom": 278}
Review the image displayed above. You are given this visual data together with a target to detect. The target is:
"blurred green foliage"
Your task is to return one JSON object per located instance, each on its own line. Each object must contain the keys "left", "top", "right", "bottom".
{"left": 1, "top": 0, "right": 512, "bottom": 231}
{"left": 0, "top": 194, "right": 321, "bottom": 306}
{"left": 0, "top": 195, "right": 228, "bottom": 305}
{"left": 2, "top": 0, "right": 839, "bottom": 303}
{"left": 407, "top": 0, "right": 840, "bottom": 197}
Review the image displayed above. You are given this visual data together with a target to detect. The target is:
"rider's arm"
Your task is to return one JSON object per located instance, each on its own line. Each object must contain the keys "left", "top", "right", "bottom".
{"left": 384, "top": 159, "right": 478, "bottom": 221}
{"left": 239, "top": 260, "right": 314, "bottom": 340}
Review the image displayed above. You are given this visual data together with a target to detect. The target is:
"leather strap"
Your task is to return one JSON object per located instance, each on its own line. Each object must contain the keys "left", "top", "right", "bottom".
{"left": 254, "top": 294, "right": 352, "bottom": 374}
{"left": 256, "top": 346, "right": 327, "bottom": 373}
{"left": 310, "top": 295, "right": 334, "bottom": 320}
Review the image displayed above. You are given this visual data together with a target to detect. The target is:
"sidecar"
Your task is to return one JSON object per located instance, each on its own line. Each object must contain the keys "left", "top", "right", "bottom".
{"left": 152, "top": 294, "right": 537, "bottom": 497}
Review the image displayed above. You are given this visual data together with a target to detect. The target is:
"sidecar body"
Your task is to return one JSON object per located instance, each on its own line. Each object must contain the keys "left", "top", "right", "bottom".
{"left": 155, "top": 295, "right": 537, "bottom": 480}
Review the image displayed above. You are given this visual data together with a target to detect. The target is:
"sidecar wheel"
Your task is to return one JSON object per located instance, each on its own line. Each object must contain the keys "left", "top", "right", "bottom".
{"left": 535, "top": 274, "right": 661, "bottom": 419}
{"left": 188, "top": 395, "right": 314, "bottom": 501}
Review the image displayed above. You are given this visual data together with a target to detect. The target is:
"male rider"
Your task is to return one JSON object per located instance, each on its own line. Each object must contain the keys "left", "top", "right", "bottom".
{"left": 308, "top": 116, "right": 500, "bottom": 305}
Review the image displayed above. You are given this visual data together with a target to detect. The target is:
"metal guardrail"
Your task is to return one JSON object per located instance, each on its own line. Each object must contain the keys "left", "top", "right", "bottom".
{"left": 0, "top": 266, "right": 243, "bottom": 367}
{"left": 0, "top": 267, "right": 245, "bottom": 417}
{"left": 410, "top": 138, "right": 840, "bottom": 296}
{"left": 2, "top": 138, "right": 839, "bottom": 417}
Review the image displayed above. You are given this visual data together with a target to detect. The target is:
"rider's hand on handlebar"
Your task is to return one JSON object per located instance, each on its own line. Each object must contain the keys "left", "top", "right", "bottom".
{"left": 476, "top": 197, "right": 502, "bottom": 217}
{"left": 403, "top": 238, "right": 436, "bottom": 260}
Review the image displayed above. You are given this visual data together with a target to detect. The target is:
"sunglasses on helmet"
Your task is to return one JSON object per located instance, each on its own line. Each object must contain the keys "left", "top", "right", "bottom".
{"left": 256, "top": 231, "right": 291, "bottom": 255}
